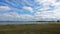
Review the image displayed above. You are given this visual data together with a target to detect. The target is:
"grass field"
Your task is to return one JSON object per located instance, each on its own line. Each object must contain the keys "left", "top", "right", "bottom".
{"left": 0, "top": 22, "right": 60, "bottom": 34}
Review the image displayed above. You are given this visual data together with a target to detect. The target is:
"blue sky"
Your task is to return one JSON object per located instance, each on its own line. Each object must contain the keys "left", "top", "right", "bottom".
{"left": 0, "top": 0, "right": 60, "bottom": 21}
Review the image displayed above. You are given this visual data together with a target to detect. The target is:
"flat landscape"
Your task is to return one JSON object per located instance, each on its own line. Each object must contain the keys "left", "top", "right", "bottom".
{"left": 0, "top": 22, "right": 60, "bottom": 34}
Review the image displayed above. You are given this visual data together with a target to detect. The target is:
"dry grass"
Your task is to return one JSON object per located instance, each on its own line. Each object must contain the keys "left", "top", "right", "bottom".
{"left": 0, "top": 23, "right": 60, "bottom": 34}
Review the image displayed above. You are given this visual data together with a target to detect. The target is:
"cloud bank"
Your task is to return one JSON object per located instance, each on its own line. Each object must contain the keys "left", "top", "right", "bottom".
{"left": 0, "top": 0, "right": 60, "bottom": 21}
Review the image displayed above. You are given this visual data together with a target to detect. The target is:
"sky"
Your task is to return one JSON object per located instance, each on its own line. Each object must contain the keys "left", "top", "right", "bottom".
{"left": 0, "top": 0, "right": 60, "bottom": 21}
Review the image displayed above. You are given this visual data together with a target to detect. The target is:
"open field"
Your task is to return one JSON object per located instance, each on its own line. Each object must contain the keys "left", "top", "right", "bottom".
{"left": 0, "top": 22, "right": 60, "bottom": 34}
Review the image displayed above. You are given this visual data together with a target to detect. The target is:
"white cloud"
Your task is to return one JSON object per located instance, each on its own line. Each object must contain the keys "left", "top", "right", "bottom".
{"left": 35, "top": 0, "right": 60, "bottom": 10}
{"left": 19, "top": 14, "right": 34, "bottom": 21}
{"left": 35, "top": 0, "right": 56, "bottom": 3}
{"left": 0, "top": 6, "right": 11, "bottom": 11}
{"left": 53, "top": 8, "right": 60, "bottom": 19}
{"left": 34, "top": 11, "right": 57, "bottom": 21}
{"left": 23, "top": 6, "right": 33, "bottom": 12}
{"left": 0, "top": 12, "right": 34, "bottom": 21}
{"left": 33, "top": 0, "right": 60, "bottom": 20}
{"left": 0, "top": 0, "right": 60, "bottom": 21}
{"left": 0, "top": 12, "right": 20, "bottom": 21}
{"left": 35, "top": 11, "right": 55, "bottom": 18}
{"left": 0, "top": 10, "right": 60, "bottom": 21}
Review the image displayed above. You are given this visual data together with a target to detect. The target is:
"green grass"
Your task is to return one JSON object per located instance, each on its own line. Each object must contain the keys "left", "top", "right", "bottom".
{"left": 0, "top": 23, "right": 60, "bottom": 34}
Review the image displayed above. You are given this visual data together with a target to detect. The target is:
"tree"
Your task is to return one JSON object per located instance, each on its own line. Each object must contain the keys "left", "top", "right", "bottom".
{"left": 57, "top": 20, "right": 60, "bottom": 22}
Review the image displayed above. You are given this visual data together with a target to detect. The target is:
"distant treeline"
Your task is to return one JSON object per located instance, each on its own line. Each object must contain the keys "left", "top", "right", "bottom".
{"left": 36, "top": 20, "right": 60, "bottom": 22}
{"left": 0, "top": 20, "right": 60, "bottom": 22}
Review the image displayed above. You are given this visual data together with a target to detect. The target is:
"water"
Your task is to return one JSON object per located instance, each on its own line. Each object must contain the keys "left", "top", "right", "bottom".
{"left": 0, "top": 21, "right": 55, "bottom": 24}
{"left": 0, "top": 21, "right": 37, "bottom": 24}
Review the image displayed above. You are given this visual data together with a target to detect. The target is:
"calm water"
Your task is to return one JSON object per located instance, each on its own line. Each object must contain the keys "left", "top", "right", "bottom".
{"left": 0, "top": 21, "right": 38, "bottom": 24}
{"left": 0, "top": 21, "right": 55, "bottom": 24}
